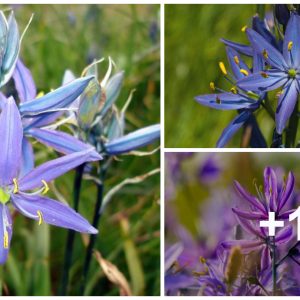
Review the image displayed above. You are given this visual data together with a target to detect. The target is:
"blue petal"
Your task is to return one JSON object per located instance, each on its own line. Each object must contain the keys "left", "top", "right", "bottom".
{"left": 216, "top": 110, "right": 251, "bottom": 147}
{"left": 246, "top": 28, "right": 287, "bottom": 70}
{"left": 20, "top": 136, "right": 34, "bottom": 177}
{"left": 12, "top": 59, "right": 36, "bottom": 102}
{"left": 105, "top": 124, "right": 160, "bottom": 155}
{"left": 0, "top": 204, "right": 12, "bottom": 264}
{"left": 19, "top": 76, "right": 93, "bottom": 116}
{"left": 11, "top": 193, "right": 97, "bottom": 234}
{"left": 220, "top": 38, "right": 253, "bottom": 56}
{"left": 276, "top": 80, "right": 299, "bottom": 134}
{"left": 283, "top": 13, "right": 300, "bottom": 68}
{"left": 195, "top": 93, "right": 256, "bottom": 110}
{"left": 253, "top": 51, "right": 264, "bottom": 73}
{"left": 226, "top": 47, "right": 250, "bottom": 80}
{"left": 0, "top": 96, "right": 23, "bottom": 186}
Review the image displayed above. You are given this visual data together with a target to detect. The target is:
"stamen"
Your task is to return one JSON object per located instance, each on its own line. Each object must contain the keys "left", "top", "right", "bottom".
{"left": 262, "top": 49, "right": 268, "bottom": 59}
{"left": 233, "top": 56, "right": 239, "bottom": 64}
{"left": 288, "top": 41, "right": 293, "bottom": 51}
{"left": 260, "top": 72, "right": 269, "bottom": 78}
{"left": 219, "top": 62, "right": 227, "bottom": 75}
{"left": 240, "top": 69, "right": 249, "bottom": 76}
{"left": 13, "top": 178, "right": 19, "bottom": 194}
{"left": 216, "top": 96, "right": 221, "bottom": 104}
{"left": 230, "top": 87, "right": 238, "bottom": 94}
{"left": 199, "top": 256, "right": 206, "bottom": 264}
{"left": 41, "top": 180, "right": 49, "bottom": 195}
{"left": 209, "top": 82, "right": 215, "bottom": 91}
{"left": 36, "top": 91, "right": 45, "bottom": 99}
{"left": 241, "top": 25, "right": 247, "bottom": 32}
{"left": 3, "top": 232, "right": 8, "bottom": 249}
{"left": 37, "top": 210, "right": 43, "bottom": 226}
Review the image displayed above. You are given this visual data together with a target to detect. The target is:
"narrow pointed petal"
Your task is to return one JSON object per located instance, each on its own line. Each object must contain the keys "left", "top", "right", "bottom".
{"left": 1, "top": 12, "right": 20, "bottom": 87}
{"left": 234, "top": 180, "right": 266, "bottom": 213}
{"left": 283, "top": 13, "right": 300, "bottom": 67}
{"left": 26, "top": 111, "right": 64, "bottom": 129}
{"left": 13, "top": 59, "right": 36, "bottom": 102}
{"left": 165, "top": 243, "right": 183, "bottom": 271}
{"left": 278, "top": 171, "right": 295, "bottom": 212}
{"left": 220, "top": 38, "right": 253, "bottom": 56}
{"left": 226, "top": 47, "right": 250, "bottom": 80}
{"left": 18, "top": 149, "right": 101, "bottom": 191}
{"left": 11, "top": 194, "right": 97, "bottom": 234}
{"left": 105, "top": 124, "right": 160, "bottom": 155}
{"left": 0, "top": 96, "right": 23, "bottom": 186}
{"left": 276, "top": 80, "right": 298, "bottom": 134}
{"left": 216, "top": 110, "right": 250, "bottom": 147}
{"left": 264, "top": 167, "right": 277, "bottom": 211}
{"left": 195, "top": 93, "right": 256, "bottom": 110}
{"left": 235, "top": 215, "right": 264, "bottom": 239}
{"left": 246, "top": 28, "right": 287, "bottom": 70}
{"left": 275, "top": 225, "right": 293, "bottom": 244}
{"left": 261, "top": 245, "right": 271, "bottom": 271}
{"left": 221, "top": 240, "right": 262, "bottom": 252}
{"left": 237, "top": 71, "right": 288, "bottom": 92}
{"left": 278, "top": 209, "right": 295, "bottom": 219}
{"left": 19, "top": 76, "right": 93, "bottom": 116}
{"left": 0, "top": 204, "right": 12, "bottom": 264}
{"left": 27, "top": 128, "right": 101, "bottom": 160}
{"left": 253, "top": 51, "right": 264, "bottom": 73}
{"left": 232, "top": 207, "right": 265, "bottom": 220}
{"left": 20, "top": 136, "right": 34, "bottom": 177}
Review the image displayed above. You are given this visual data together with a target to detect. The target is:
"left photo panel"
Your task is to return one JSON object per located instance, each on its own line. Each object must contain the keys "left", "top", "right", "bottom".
{"left": 0, "top": 4, "right": 160, "bottom": 296}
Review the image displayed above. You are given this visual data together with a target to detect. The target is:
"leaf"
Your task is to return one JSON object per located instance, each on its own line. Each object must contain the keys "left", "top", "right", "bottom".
{"left": 94, "top": 250, "right": 132, "bottom": 296}
{"left": 225, "top": 246, "right": 243, "bottom": 290}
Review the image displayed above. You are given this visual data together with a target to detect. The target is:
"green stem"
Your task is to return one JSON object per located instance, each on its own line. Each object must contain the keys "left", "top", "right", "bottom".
{"left": 80, "top": 161, "right": 106, "bottom": 295}
{"left": 59, "top": 163, "right": 86, "bottom": 296}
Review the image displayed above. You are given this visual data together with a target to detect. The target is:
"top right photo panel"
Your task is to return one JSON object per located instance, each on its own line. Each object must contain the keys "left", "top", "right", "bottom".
{"left": 165, "top": 4, "right": 300, "bottom": 148}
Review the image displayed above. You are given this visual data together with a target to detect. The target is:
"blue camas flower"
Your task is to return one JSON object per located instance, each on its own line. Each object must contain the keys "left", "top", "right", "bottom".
{"left": 238, "top": 13, "right": 300, "bottom": 134}
{"left": 0, "top": 97, "right": 100, "bottom": 264}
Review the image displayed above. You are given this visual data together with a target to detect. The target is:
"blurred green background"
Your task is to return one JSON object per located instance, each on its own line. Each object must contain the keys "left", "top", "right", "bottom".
{"left": 0, "top": 4, "right": 160, "bottom": 296}
{"left": 165, "top": 4, "right": 276, "bottom": 148}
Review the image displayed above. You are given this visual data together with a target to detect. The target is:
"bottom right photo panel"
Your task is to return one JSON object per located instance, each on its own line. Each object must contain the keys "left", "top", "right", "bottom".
{"left": 165, "top": 152, "right": 300, "bottom": 296}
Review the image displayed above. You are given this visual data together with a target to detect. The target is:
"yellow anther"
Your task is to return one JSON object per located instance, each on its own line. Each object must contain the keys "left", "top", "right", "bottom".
{"left": 199, "top": 256, "right": 206, "bottom": 264}
{"left": 216, "top": 96, "right": 221, "bottom": 104}
{"left": 288, "top": 41, "right": 293, "bottom": 51}
{"left": 230, "top": 87, "right": 238, "bottom": 94}
{"left": 219, "top": 61, "right": 227, "bottom": 75}
{"left": 241, "top": 25, "right": 248, "bottom": 32}
{"left": 41, "top": 180, "right": 49, "bottom": 195}
{"left": 240, "top": 69, "right": 249, "bottom": 76}
{"left": 36, "top": 91, "right": 45, "bottom": 99}
{"left": 233, "top": 56, "right": 239, "bottom": 64}
{"left": 3, "top": 232, "right": 8, "bottom": 249}
{"left": 13, "top": 178, "right": 18, "bottom": 194}
{"left": 262, "top": 49, "right": 268, "bottom": 59}
{"left": 37, "top": 210, "right": 43, "bottom": 226}
{"left": 209, "top": 82, "right": 215, "bottom": 91}
{"left": 260, "top": 72, "right": 269, "bottom": 78}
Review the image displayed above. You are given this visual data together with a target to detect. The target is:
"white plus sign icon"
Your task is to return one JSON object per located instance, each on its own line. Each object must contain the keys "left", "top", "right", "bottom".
{"left": 260, "top": 212, "right": 284, "bottom": 236}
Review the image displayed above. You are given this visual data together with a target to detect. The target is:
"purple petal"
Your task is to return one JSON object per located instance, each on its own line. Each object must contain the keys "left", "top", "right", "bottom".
{"left": 234, "top": 180, "right": 266, "bottom": 213}
{"left": 235, "top": 215, "right": 264, "bottom": 239}
{"left": 195, "top": 93, "right": 256, "bottom": 110}
{"left": 0, "top": 204, "right": 12, "bottom": 264}
{"left": 27, "top": 128, "right": 101, "bottom": 160}
{"left": 221, "top": 240, "right": 262, "bottom": 252}
{"left": 226, "top": 47, "right": 250, "bottom": 80}
{"left": 283, "top": 13, "right": 300, "bottom": 67}
{"left": 261, "top": 245, "right": 271, "bottom": 271}
{"left": 18, "top": 149, "right": 101, "bottom": 191}
{"left": 275, "top": 225, "right": 293, "bottom": 244}
{"left": 216, "top": 111, "right": 251, "bottom": 147}
{"left": 276, "top": 80, "right": 299, "bottom": 134}
{"left": 11, "top": 193, "right": 97, "bottom": 234}
{"left": 264, "top": 167, "right": 277, "bottom": 211}
{"left": 277, "top": 171, "right": 295, "bottom": 212}
{"left": 278, "top": 208, "right": 295, "bottom": 220}
{"left": 0, "top": 96, "right": 23, "bottom": 186}
{"left": 20, "top": 136, "right": 34, "bottom": 177}
{"left": 165, "top": 243, "right": 183, "bottom": 271}
{"left": 12, "top": 59, "right": 36, "bottom": 102}
{"left": 232, "top": 207, "right": 265, "bottom": 220}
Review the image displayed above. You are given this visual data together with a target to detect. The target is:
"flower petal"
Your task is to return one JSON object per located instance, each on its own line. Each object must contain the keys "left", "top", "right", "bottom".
{"left": 278, "top": 208, "right": 295, "bottom": 220}
{"left": 264, "top": 167, "right": 277, "bottom": 211}
{"left": 234, "top": 180, "right": 266, "bottom": 213}
{"left": 0, "top": 204, "right": 12, "bottom": 264}
{"left": 12, "top": 59, "right": 36, "bottom": 102}
{"left": 220, "top": 38, "right": 253, "bottom": 56}
{"left": 226, "top": 47, "right": 250, "bottom": 80}
{"left": 283, "top": 13, "right": 300, "bottom": 68}
{"left": 105, "top": 124, "right": 160, "bottom": 155}
{"left": 232, "top": 207, "right": 265, "bottom": 220}
{"left": 216, "top": 110, "right": 251, "bottom": 147}
{"left": 195, "top": 93, "right": 256, "bottom": 110}
{"left": 246, "top": 28, "right": 287, "bottom": 70}
{"left": 235, "top": 214, "right": 264, "bottom": 239}
{"left": 11, "top": 193, "right": 97, "bottom": 234}
{"left": 0, "top": 96, "right": 23, "bottom": 186}
{"left": 20, "top": 136, "right": 34, "bottom": 177}
{"left": 261, "top": 245, "right": 271, "bottom": 271}
{"left": 278, "top": 171, "right": 295, "bottom": 212}
{"left": 276, "top": 80, "right": 299, "bottom": 134}
{"left": 221, "top": 240, "right": 262, "bottom": 252}
{"left": 18, "top": 148, "right": 101, "bottom": 191}
{"left": 19, "top": 76, "right": 93, "bottom": 116}
{"left": 275, "top": 224, "right": 293, "bottom": 244}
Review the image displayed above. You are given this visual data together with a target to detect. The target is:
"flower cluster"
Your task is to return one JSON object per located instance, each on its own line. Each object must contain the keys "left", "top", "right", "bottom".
{"left": 195, "top": 5, "right": 300, "bottom": 148}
